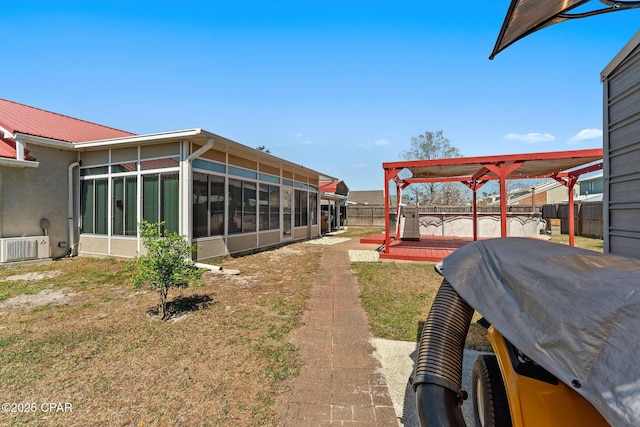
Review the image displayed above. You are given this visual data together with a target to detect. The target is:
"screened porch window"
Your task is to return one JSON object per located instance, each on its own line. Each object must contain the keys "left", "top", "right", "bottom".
{"left": 81, "top": 178, "right": 108, "bottom": 234}
{"left": 112, "top": 176, "right": 137, "bottom": 236}
{"left": 259, "top": 184, "right": 280, "bottom": 231}
{"left": 193, "top": 172, "right": 225, "bottom": 238}
{"left": 142, "top": 172, "right": 179, "bottom": 233}
{"left": 294, "top": 189, "right": 308, "bottom": 227}
{"left": 309, "top": 191, "right": 318, "bottom": 226}
{"left": 228, "top": 178, "right": 257, "bottom": 234}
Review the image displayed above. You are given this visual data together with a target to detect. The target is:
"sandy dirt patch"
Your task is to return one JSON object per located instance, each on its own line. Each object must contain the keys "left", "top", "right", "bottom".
{"left": 305, "top": 236, "right": 351, "bottom": 245}
{"left": 4, "top": 270, "right": 62, "bottom": 282}
{"left": 0, "top": 288, "right": 74, "bottom": 309}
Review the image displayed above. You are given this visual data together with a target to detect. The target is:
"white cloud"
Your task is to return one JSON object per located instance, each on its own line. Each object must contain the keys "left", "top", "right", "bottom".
{"left": 294, "top": 132, "right": 303, "bottom": 138}
{"left": 302, "top": 140, "right": 313, "bottom": 145}
{"left": 504, "top": 132, "right": 555, "bottom": 143}
{"left": 357, "top": 139, "right": 390, "bottom": 150}
{"left": 569, "top": 128, "right": 602, "bottom": 142}
{"left": 352, "top": 162, "right": 369, "bottom": 168}
{"left": 374, "top": 139, "right": 390, "bottom": 147}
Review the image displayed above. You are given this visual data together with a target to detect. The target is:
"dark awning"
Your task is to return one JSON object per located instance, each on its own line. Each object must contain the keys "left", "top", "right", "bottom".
{"left": 490, "top": 0, "right": 640, "bottom": 59}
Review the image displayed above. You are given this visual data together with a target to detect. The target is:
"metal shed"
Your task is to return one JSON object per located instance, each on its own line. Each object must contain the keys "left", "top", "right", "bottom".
{"left": 602, "top": 30, "right": 640, "bottom": 259}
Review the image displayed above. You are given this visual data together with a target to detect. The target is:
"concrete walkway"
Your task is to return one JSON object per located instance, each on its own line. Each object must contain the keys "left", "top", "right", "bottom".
{"left": 277, "top": 239, "right": 398, "bottom": 426}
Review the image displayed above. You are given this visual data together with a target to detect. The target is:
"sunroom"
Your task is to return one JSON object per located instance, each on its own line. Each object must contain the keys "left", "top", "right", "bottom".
{"left": 76, "top": 128, "right": 330, "bottom": 261}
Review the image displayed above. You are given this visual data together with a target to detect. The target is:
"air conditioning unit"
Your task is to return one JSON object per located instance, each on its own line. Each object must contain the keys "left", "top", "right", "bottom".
{"left": 0, "top": 236, "right": 50, "bottom": 262}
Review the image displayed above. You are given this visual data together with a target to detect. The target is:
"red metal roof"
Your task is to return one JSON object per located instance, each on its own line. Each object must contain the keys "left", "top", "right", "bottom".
{"left": 320, "top": 180, "right": 341, "bottom": 193}
{"left": 0, "top": 98, "right": 134, "bottom": 143}
{"left": 0, "top": 137, "right": 36, "bottom": 161}
{"left": 320, "top": 180, "right": 350, "bottom": 197}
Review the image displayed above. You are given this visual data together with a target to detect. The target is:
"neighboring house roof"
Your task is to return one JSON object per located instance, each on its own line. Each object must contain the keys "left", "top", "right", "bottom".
{"left": 320, "top": 180, "right": 349, "bottom": 196}
{"left": 575, "top": 193, "right": 603, "bottom": 202}
{"left": 0, "top": 98, "right": 134, "bottom": 144}
{"left": 348, "top": 190, "right": 384, "bottom": 205}
{"left": 487, "top": 179, "right": 565, "bottom": 206}
{"left": 578, "top": 171, "right": 603, "bottom": 183}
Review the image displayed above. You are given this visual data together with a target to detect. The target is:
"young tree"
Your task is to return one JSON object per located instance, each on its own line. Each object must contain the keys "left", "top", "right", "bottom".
{"left": 400, "top": 130, "right": 468, "bottom": 206}
{"left": 131, "top": 221, "right": 204, "bottom": 320}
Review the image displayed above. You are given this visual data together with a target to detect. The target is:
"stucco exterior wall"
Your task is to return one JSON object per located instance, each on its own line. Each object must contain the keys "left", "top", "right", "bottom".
{"left": 78, "top": 235, "right": 109, "bottom": 256}
{"left": 227, "top": 234, "right": 259, "bottom": 254}
{"left": 1, "top": 145, "right": 76, "bottom": 258}
{"left": 293, "top": 227, "right": 309, "bottom": 240}
{"left": 195, "top": 237, "right": 229, "bottom": 260}
{"left": 78, "top": 236, "right": 139, "bottom": 258}
{"left": 109, "top": 238, "right": 138, "bottom": 258}
{"left": 258, "top": 230, "right": 281, "bottom": 247}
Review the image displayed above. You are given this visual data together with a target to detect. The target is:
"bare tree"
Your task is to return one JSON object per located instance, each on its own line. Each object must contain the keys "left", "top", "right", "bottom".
{"left": 400, "top": 130, "right": 468, "bottom": 206}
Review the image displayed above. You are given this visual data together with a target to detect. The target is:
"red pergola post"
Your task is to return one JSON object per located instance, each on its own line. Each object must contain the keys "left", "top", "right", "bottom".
{"left": 483, "top": 162, "right": 524, "bottom": 238}
{"left": 383, "top": 167, "right": 403, "bottom": 256}
{"left": 462, "top": 180, "right": 489, "bottom": 241}
{"left": 384, "top": 169, "right": 391, "bottom": 256}
{"left": 569, "top": 182, "right": 576, "bottom": 246}
{"left": 473, "top": 190, "right": 478, "bottom": 240}
{"left": 552, "top": 175, "right": 580, "bottom": 246}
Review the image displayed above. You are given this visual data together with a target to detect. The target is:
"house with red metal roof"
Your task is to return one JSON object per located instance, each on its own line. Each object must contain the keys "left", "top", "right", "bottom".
{"left": 0, "top": 98, "right": 334, "bottom": 263}
{"left": 319, "top": 180, "right": 349, "bottom": 232}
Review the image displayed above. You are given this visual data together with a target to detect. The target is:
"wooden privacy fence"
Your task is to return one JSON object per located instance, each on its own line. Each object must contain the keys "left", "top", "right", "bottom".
{"left": 348, "top": 203, "right": 603, "bottom": 237}
{"left": 346, "top": 206, "right": 388, "bottom": 226}
{"left": 541, "top": 201, "right": 603, "bottom": 238}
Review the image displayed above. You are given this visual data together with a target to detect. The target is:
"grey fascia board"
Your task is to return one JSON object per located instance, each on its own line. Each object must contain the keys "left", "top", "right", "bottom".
{"left": 601, "top": 29, "right": 640, "bottom": 81}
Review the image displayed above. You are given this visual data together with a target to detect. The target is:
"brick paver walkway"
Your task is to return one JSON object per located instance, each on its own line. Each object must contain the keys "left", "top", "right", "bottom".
{"left": 277, "top": 240, "right": 398, "bottom": 426}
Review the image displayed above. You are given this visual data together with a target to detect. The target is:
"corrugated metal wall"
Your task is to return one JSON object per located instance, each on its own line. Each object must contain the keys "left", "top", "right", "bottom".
{"left": 603, "top": 39, "right": 640, "bottom": 259}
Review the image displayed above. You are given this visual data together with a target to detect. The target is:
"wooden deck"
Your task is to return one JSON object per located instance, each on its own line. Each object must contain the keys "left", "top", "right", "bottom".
{"left": 360, "top": 233, "right": 474, "bottom": 262}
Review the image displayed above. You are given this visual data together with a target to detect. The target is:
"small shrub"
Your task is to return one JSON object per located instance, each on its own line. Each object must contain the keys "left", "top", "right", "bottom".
{"left": 131, "top": 221, "right": 204, "bottom": 320}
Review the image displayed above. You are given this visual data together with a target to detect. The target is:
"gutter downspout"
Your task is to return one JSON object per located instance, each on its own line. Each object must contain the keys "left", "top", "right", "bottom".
{"left": 68, "top": 161, "right": 81, "bottom": 257}
{"left": 187, "top": 137, "right": 215, "bottom": 162}
{"left": 15, "top": 137, "right": 25, "bottom": 161}
{"left": 68, "top": 161, "right": 82, "bottom": 256}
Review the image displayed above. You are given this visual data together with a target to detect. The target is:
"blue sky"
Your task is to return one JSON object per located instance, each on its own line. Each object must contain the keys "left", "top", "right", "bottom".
{"left": 4, "top": 1, "right": 640, "bottom": 190}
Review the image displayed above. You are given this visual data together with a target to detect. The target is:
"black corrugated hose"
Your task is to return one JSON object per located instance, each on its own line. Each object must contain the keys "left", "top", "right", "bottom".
{"left": 412, "top": 279, "right": 474, "bottom": 427}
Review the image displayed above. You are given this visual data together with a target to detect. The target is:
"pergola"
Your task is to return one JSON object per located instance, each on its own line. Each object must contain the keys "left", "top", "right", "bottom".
{"left": 382, "top": 148, "right": 603, "bottom": 256}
